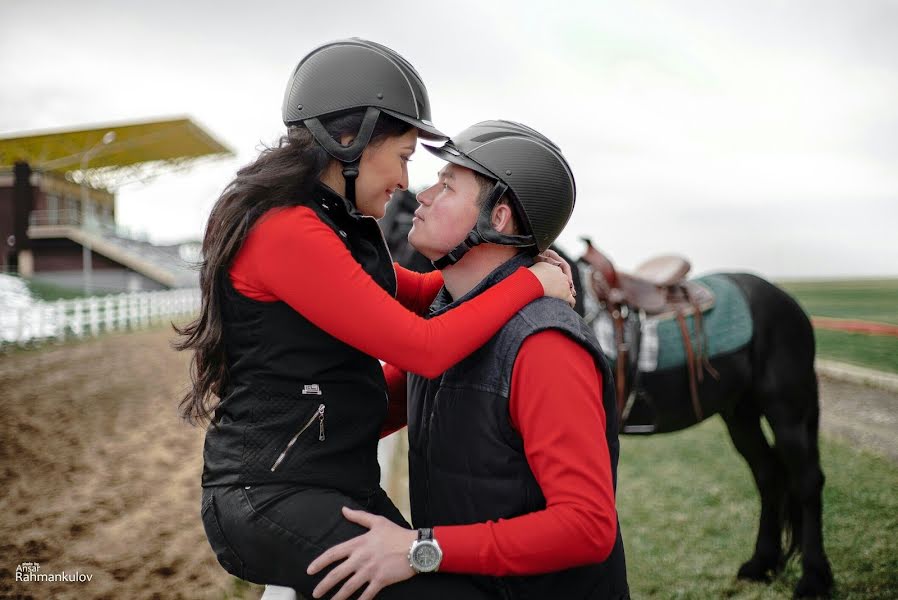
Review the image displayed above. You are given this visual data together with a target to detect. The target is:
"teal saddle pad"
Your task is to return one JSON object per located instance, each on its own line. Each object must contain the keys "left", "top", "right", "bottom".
{"left": 649, "top": 274, "right": 753, "bottom": 371}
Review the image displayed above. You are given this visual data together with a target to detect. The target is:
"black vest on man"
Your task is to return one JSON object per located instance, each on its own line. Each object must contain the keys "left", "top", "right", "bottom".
{"left": 202, "top": 184, "right": 395, "bottom": 496}
{"left": 407, "top": 254, "right": 629, "bottom": 600}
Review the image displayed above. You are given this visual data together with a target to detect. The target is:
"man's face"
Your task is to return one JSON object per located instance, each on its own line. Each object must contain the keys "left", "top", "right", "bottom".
{"left": 408, "top": 163, "right": 481, "bottom": 260}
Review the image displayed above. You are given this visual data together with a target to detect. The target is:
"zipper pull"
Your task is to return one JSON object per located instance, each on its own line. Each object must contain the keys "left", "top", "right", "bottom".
{"left": 318, "top": 404, "right": 326, "bottom": 441}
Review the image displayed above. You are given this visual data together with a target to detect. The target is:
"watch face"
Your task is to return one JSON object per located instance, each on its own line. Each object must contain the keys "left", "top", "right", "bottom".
{"left": 412, "top": 542, "right": 441, "bottom": 571}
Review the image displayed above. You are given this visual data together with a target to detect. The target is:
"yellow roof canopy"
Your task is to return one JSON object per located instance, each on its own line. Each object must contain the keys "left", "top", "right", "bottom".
{"left": 0, "top": 116, "right": 234, "bottom": 181}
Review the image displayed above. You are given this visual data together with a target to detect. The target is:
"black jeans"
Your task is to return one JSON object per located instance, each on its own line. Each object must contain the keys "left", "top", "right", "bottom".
{"left": 201, "top": 483, "right": 495, "bottom": 599}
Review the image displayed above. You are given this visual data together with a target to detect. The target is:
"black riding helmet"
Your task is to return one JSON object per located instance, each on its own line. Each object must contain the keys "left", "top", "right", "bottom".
{"left": 282, "top": 38, "right": 446, "bottom": 203}
{"left": 425, "top": 120, "right": 576, "bottom": 269}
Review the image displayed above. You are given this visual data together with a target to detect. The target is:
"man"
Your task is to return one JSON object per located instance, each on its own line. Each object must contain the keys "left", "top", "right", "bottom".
{"left": 308, "top": 121, "right": 629, "bottom": 600}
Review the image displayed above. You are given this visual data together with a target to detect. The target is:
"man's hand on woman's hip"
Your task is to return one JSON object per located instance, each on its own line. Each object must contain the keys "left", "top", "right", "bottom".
{"left": 307, "top": 506, "right": 417, "bottom": 600}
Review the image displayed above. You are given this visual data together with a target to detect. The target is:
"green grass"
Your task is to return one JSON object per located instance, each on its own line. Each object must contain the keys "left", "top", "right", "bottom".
{"left": 779, "top": 279, "right": 898, "bottom": 325}
{"left": 775, "top": 279, "right": 898, "bottom": 375}
{"left": 26, "top": 278, "right": 107, "bottom": 300}
{"left": 813, "top": 329, "right": 898, "bottom": 375}
{"left": 618, "top": 418, "right": 898, "bottom": 599}
{"left": 1, "top": 273, "right": 117, "bottom": 300}
{"left": 222, "top": 577, "right": 264, "bottom": 599}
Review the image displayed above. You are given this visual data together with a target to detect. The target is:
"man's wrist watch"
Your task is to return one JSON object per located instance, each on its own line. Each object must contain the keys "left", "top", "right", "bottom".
{"left": 408, "top": 528, "right": 443, "bottom": 573}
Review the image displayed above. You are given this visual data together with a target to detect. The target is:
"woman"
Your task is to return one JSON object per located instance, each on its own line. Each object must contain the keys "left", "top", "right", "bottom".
{"left": 176, "top": 39, "right": 573, "bottom": 599}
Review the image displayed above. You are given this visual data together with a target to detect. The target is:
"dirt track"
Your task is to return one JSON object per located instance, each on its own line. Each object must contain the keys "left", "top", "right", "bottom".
{"left": 0, "top": 328, "right": 261, "bottom": 600}
{"left": 1, "top": 329, "right": 895, "bottom": 600}
{"left": 811, "top": 317, "right": 898, "bottom": 337}
{"left": 818, "top": 375, "right": 898, "bottom": 464}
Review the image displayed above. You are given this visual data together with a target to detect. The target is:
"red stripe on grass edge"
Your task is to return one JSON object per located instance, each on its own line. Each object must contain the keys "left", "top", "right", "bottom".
{"left": 812, "top": 317, "right": 898, "bottom": 337}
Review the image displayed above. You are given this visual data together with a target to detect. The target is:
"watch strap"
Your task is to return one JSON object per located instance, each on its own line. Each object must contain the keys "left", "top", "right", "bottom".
{"left": 418, "top": 527, "right": 433, "bottom": 541}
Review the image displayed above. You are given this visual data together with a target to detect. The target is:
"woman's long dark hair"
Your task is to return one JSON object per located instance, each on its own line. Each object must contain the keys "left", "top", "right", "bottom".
{"left": 174, "top": 112, "right": 411, "bottom": 426}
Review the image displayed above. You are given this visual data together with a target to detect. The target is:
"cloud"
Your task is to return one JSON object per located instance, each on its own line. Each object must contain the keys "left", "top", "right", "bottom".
{"left": 1, "top": 0, "right": 895, "bottom": 277}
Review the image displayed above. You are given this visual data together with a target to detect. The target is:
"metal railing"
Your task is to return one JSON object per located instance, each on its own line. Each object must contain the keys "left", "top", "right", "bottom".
{"left": 28, "top": 209, "right": 145, "bottom": 240}
{"left": 28, "top": 208, "right": 84, "bottom": 227}
{"left": 1, "top": 288, "right": 200, "bottom": 347}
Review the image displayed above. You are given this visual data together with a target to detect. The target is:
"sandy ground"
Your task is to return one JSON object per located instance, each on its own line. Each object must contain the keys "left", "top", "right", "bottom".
{"left": 1, "top": 328, "right": 895, "bottom": 600}
{"left": 0, "top": 328, "right": 262, "bottom": 600}
{"left": 818, "top": 374, "right": 898, "bottom": 464}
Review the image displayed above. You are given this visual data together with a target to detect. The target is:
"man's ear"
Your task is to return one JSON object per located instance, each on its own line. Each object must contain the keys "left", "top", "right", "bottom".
{"left": 339, "top": 134, "right": 355, "bottom": 146}
{"left": 491, "top": 203, "right": 515, "bottom": 234}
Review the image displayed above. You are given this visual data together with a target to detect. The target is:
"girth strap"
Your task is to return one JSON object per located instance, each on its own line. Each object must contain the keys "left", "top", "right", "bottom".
{"left": 674, "top": 310, "right": 703, "bottom": 421}
{"left": 612, "top": 308, "right": 629, "bottom": 419}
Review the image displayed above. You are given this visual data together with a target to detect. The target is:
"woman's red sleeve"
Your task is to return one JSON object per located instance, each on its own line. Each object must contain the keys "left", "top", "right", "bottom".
{"left": 380, "top": 363, "right": 408, "bottom": 437}
{"left": 229, "top": 206, "right": 543, "bottom": 378}
{"left": 394, "top": 264, "right": 444, "bottom": 314}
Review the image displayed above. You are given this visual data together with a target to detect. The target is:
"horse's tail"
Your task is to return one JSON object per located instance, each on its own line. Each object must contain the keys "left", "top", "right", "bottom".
{"left": 781, "top": 370, "right": 819, "bottom": 564}
{"left": 782, "top": 485, "right": 803, "bottom": 562}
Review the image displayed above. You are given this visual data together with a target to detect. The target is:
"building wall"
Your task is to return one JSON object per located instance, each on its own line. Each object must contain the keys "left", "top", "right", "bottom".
{"left": 1, "top": 166, "right": 118, "bottom": 272}
{"left": 0, "top": 164, "right": 34, "bottom": 271}
{"left": 1, "top": 166, "right": 173, "bottom": 292}
{"left": 0, "top": 175, "right": 15, "bottom": 269}
{"left": 30, "top": 238, "right": 122, "bottom": 271}
{"left": 33, "top": 171, "right": 116, "bottom": 223}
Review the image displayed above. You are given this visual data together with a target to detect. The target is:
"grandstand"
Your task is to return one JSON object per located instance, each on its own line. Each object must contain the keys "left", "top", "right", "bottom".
{"left": 0, "top": 117, "right": 232, "bottom": 292}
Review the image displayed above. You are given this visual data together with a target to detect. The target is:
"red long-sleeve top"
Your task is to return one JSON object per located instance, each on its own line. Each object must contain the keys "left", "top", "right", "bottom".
{"left": 228, "top": 205, "right": 542, "bottom": 378}
{"left": 382, "top": 332, "right": 617, "bottom": 576}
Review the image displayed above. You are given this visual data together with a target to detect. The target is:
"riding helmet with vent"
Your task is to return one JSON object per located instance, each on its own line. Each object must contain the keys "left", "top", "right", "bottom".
{"left": 424, "top": 120, "right": 576, "bottom": 268}
{"left": 282, "top": 38, "right": 446, "bottom": 202}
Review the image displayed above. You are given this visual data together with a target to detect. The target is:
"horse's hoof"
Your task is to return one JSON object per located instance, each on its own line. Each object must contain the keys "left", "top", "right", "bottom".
{"left": 737, "top": 556, "right": 777, "bottom": 582}
{"left": 793, "top": 563, "right": 834, "bottom": 598}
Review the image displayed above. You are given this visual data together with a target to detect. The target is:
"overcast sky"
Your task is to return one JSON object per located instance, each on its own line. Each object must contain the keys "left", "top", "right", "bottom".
{"left": 2, "top": 0, "right": 896, "bottom": 278}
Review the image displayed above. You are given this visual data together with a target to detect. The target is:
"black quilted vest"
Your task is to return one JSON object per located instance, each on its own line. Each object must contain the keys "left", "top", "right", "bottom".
{"left": 201, "top": 184, "right": 396, "bottom": 497}
{"left": 407, "top": 254, "right": 629, "bottom": 600}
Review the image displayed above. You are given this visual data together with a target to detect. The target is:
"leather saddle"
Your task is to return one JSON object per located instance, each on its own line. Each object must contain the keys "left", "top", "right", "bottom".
{"left": 581, "top": 240, "right": 715, "bottom": 317}
{"left": 579, "top": 238, "right": 718, "bottom": 426}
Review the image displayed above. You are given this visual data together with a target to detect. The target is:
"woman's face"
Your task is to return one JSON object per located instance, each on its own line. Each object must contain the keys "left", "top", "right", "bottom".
{"left": 354, "top": 128, "right": 418, "bottom": 219}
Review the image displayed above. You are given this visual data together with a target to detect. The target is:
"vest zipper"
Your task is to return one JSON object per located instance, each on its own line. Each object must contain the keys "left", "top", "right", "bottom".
{"left": 270, "top": 403, "right": 326, "bottom": 472}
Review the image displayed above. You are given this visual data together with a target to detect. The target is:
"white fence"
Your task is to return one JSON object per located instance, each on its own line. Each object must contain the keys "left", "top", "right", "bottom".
{"left": 1, "top": 288, "right": 200, "bottom": 347}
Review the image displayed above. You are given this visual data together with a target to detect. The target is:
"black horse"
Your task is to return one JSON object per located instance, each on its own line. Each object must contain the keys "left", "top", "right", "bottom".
{"left": 578, "top": 241, "right": 833, "bottom": 599}
{"left": 379, "top": 196, "right": 832, "bottom": 598}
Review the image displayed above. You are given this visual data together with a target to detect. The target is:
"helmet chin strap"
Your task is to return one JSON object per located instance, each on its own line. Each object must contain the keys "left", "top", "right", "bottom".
{"left": 341, "top": 161, "right": 360, "bottom": 204}
{"left": 432, "top": 181, "right": 536, "bottom": 270}
{"left": 305, "top": 106, "right": 380, "bottom": 205}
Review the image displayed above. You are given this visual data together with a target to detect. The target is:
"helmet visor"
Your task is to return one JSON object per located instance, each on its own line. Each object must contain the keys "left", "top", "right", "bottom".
{"left": 424, "top": 142, "right": 498, "bottom": 177}
{"left": 381, "top": 108, "right": 447, "bottom": 141}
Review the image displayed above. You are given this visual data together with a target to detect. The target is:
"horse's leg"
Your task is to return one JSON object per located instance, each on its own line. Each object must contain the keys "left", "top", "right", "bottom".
{"left": 721, "top": 399, "right": 787, "bottom": 581}
{"left": 725, "top": 273, "right": 834, "bottom": 597}
{"left": 765, "top": 376, "right": 833, "bottom": 598}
